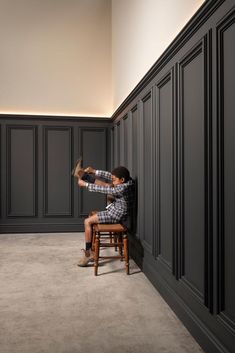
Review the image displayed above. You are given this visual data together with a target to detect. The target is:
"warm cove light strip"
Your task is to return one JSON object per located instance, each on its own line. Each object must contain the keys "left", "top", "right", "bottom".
{"left": 0, "top": 111, "right": 111, "bottom": 118}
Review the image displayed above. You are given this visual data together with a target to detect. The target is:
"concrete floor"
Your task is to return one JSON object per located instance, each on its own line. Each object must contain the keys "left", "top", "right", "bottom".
{"left": 0, "top": 233, "right": 204, "bottom": 353}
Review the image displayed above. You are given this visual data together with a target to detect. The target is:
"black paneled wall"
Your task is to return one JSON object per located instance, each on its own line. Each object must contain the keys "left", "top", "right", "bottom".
{"left": 111, "top": 1, "right": 235, "bottom": 353}
{"left": 0, "top": 116, "right": 111, "bottom": 233}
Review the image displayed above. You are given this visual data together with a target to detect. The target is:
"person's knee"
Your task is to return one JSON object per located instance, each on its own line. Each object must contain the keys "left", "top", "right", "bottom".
{"left": 84, "top": 216, "right": 94, "bottom": 228}
{"left": 84, "top": 217, "right": 90, "bottom": 228}
{"left": 84, "top": 214, "right": 98, "bottom": 229}
{"left": 89, "top": 210, "right": 98, "bottom": 217}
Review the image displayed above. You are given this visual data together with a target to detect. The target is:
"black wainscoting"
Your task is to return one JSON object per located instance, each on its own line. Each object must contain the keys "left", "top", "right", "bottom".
{"left": 0, "top": 115, "right": 112, "bottom": 233}
{"left": 111, "top": 1, "right": 235, "bottom": 352}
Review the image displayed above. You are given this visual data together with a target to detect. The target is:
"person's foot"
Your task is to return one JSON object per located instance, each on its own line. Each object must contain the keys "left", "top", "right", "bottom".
{"left": 71, "top": 157, "right": 82, "bottom": 176}
{"left": 77, "top": 249, "right": 94, "bottom": 267}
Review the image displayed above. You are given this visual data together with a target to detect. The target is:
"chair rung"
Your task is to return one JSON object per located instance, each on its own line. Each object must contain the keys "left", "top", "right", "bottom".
{"left": 99, "top": 243, "right": 122, "bottom": 247}
{"left": 98, "top": 256, "right": 124, "bottom": 259}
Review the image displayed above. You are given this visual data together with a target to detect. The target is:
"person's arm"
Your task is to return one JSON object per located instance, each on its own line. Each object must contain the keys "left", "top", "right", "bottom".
{"left": 78, "top": 179, "right": 126, "bottom": 195}
{"left": 84, "top": 167, "right": 96, "bottom": 174}
{"left": 84, "top": 167, "right": 112, "bottom": 183}
{"left": 87, "top": 182, "right": 126, "bottom": 196}
{"left": 95, "top": 170, "right": 112, "bottom": 182}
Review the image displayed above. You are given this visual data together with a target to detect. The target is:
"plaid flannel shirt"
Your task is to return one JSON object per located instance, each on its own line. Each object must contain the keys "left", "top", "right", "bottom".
{"left": 87, "top": 170, "right": 134, "bottom": 222}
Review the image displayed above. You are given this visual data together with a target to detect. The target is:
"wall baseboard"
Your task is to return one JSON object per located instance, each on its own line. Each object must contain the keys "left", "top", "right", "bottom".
{"left": 0, "top": 223, "right": 84, "bottom": 234}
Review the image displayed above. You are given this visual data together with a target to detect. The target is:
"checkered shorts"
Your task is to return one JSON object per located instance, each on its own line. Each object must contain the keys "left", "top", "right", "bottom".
{"left": 97, "top": 211, "right": 117, "bottom": 224}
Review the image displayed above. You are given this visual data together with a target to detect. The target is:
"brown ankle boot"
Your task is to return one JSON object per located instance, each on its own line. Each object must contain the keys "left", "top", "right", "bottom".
{"left": 77, "top": 249, "right": 94, "bottom": 267}
{"left": 71, "top": 157, "right": 81, "bottom": 176}
{"left": 72, "top": 157, "right": 84, "bottom": 178}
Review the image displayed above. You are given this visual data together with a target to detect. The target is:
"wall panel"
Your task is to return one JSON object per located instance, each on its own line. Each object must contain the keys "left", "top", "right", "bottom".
{"left": 110, "top": 127, "right": 115, "bottom": 170}
{"left": 44, "top": 127, "right": 72, "bottom": 217}
{"left": 123, "top": 116, "right": 129, "bottom": 167}
{"left": 0, "top": 125, "right": 1, "bottom": 218}
{"left": 177, "top": 34, "right": 213, "bottom": 308}
{"left": 217, "top": 9, "right": 235, "bottom": 333}
{"left": 178, "top": 35, "right": 214, "bottom": 308}
{"left": 156, "top": 70, "right": 174, "bottom": 272}
{"left": 79, "top": 127, "right": 107, "bottom": 216}
{"left": 178, "top": 41, "right": 205, "bottom": 302}
{"left": 141, "top": 90, "right": 154, "bottom": 253}
{"left": 131, "top": 105, "right": 140, "bottom": 239}
{"left": 114, "top": 123, "right": 120, "bottom": 166}
{"left": 7, "top": 126, "right": 37, "bottom": 217}
{"left": 131, "top": 106, "right": 138, "bottom": 179}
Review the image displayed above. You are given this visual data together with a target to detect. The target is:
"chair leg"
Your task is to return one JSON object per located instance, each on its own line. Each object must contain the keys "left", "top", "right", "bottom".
{"left": 118, "top": 235, "right": 123, "bottom": 258}
{"left": 94, "top": 235, "right": 100, "bottom": 276}
{"left": 123, "top": 236, "right": 129, "bottom": 275}
{"left": 114, "top": 233, "right": 118, "bottom": 251}
{"left": 91, "top": 225, "right": 95, "bottom": 252}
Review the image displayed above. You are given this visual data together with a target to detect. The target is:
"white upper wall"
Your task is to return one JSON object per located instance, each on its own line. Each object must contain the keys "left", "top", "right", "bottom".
{"left": 112, "top": 0, "right": 205, "bottom": 112}
{"left": 0, "top": 0, "right": 205, "bottom": 117}
{"left": 0, "top": 0, "right": 112, "bottom": 117}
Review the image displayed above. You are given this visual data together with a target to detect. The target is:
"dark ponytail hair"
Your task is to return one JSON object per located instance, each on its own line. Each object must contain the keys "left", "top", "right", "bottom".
{"left": 111, "top": 166, "right": 130, "bottom": 182}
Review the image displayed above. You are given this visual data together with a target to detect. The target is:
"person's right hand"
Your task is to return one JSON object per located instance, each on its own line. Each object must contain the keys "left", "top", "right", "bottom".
{"left": 78, "top": 179, "right": 86, "bottom": 187}
{"left": 84, "top": 166, "right": 96, "bottom": 174}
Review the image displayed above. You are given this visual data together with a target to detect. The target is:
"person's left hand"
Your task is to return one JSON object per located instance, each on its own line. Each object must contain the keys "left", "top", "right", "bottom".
{"left": 78, "top": 179, "right": 86, "bottom": 187}
{"left": 84, "top": 166, "right": 96, "bottom": 174}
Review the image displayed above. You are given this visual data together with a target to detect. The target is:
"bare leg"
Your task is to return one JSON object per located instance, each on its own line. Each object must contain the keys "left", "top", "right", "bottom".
{"left": 84, "top": 214, "right": 99, "bottom": 243}
{"left": 77, "top": 213, "right": 100, "bottom": 267}
{"left": 94, "top": 180, "right": 111, "bottom": 186}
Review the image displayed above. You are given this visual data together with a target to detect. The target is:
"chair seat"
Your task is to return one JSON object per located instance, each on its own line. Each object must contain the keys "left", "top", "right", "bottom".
{"left": 93, "top": 223, "right": 127, "bottom": 233}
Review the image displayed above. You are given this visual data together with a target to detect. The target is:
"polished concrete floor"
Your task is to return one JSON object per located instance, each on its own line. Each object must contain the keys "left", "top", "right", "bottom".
{"left": 0, "top": 233, "right": 204, "bottom": 353}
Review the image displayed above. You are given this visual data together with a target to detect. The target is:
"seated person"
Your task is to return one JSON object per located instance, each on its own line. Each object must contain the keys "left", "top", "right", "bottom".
{"left": 76, "top": 165, "right": 134, "bottom": 267}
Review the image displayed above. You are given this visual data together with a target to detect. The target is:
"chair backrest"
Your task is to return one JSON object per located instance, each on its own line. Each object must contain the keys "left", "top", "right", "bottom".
{"left": 122, "top": 178, "right": 137, "bottom": 232}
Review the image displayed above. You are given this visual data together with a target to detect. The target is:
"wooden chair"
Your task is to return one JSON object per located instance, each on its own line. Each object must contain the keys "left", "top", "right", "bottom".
{"left": 92, "top": 223, "right": 129, "bottom": 276}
